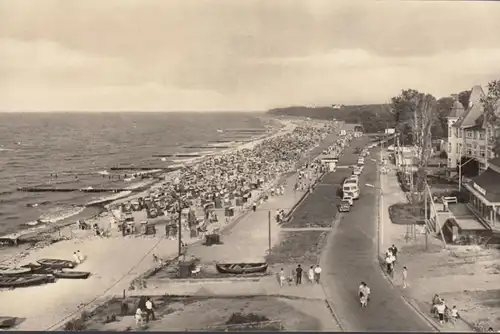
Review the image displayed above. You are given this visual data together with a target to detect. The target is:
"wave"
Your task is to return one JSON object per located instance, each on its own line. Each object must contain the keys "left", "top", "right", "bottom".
{"left": 0, "top": 148, "right": 16, "bottom": 152}
{"left": 37, "top": 205, "right": 86, "bottom": 224}
{"left": 0, "top": 190, "right": 14, "bottom": 197}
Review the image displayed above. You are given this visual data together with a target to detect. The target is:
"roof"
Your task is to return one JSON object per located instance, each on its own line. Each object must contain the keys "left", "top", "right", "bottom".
{"left": 469, "top": 167, "right": 500, "bottom": 203}
{"left": 448, "top": 99, "right": 465, "bottom": 118}
{"left": 447, "top": 217, "right": 488, "bottom": 231}
{"left": 454, "top": 85, "right": 486, "bottom": 128}
{"left": 488, "top": 157, "right": 500, "bottom": 169}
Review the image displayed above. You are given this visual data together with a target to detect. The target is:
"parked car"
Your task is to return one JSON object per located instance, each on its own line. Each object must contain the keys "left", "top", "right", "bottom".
{"left": 339, "top": 200, "right": 351, "bottom": 212}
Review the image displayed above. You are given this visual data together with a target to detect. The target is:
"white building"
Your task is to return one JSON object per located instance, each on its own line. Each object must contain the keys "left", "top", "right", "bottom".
{"left": 446, "top": 85, "right": 499, "bottom": 174}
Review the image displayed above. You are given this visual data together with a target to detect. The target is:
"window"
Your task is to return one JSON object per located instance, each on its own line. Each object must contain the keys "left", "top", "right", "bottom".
{"left": 448, "top": 143, "right": 452, "bottom": 152}
{"left": 466, "top": 131, "right": 472, "bottom": 138}
{"left": 473, "top": 131, "right": 478, "bottom": 139}
{"left": 466, "top": 143, "right": 472, "bottom": 149}
{"left": 467, "top": 150, "right": 472, "bottom": 155}
{"left": 479, "top": 145, "right": 486, "bottom": 151}
{"left": 479, "top": 132, "right": 485, "bottom": 140}
{"left": 480, "top": 151, "right": 486, "bottom": 157}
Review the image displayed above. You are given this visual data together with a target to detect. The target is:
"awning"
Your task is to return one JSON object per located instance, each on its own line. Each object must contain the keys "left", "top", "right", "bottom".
{"left": 468, "top": 168, "right": 500, "bottom": 203}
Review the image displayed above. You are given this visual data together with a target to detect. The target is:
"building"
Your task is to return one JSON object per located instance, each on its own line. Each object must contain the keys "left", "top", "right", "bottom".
{"left": 463, "top": 157, "right": 500, "bottom": 230}
{"left": 446, "top": 85, "right": 499, "bottom": 174}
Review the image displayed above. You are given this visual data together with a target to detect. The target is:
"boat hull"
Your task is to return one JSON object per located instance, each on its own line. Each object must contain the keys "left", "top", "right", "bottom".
{"left": 53, "top": 270, "right": 91, "bottom": 279}
{"left": 215, "top": 263, "right": 268, "bottom": 274}
{"left": 0, "top": 266, "right": 32, "bottom": 276}
{"left": 0, "top": 275, "right": 50, "bottom": 288}
{"left": 36, "top": 259, "right": 77, "bottom": 269}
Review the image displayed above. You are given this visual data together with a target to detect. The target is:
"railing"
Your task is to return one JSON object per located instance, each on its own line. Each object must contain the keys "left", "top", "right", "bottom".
{"left": 465, "top": 203, "right": 493, "bottom": 230}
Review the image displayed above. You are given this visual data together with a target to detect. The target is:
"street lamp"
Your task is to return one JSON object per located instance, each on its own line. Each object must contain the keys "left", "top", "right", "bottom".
{"left": 458, "top": 157, "right": 475, "bottom": 192}
{"left": 172, "top": 183, "right": 187, "bottom": 257}
{"left": 366, "top": 183, "right": 383, "bottom": 256}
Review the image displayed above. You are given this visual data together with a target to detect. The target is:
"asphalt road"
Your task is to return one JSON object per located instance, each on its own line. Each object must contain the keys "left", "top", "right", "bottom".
{"left": 318, "top": 136, "right": 436, "bottom": 332}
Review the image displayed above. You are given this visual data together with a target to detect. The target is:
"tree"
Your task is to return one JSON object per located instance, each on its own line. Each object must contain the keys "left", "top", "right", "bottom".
{"left": 458, "top": 90, "right": 472, "bottom": 109}
{"left": 481, "top": 80, "right": 500, "bottom": 158}
{"left": 413, "top": 94, "right": 437, "bottom": 200}
{"left": 390, "top": 89, "right": 421, "bottom": 144}
{"left": 391, "top": 90, "right": 437, "bottom": 203}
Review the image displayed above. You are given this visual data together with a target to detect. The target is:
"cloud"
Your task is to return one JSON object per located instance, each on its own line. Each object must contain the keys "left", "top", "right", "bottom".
{"left": 1, "top": 0, "right": 500, "bottom": 111}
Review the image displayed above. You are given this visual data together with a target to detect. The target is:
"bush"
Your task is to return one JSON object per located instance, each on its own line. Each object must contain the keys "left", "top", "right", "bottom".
{"left": 439, "top": 151, "right": 447, "bottom": 159}
{"left": 226, "top": 312, "right": 269, "bottom": 325}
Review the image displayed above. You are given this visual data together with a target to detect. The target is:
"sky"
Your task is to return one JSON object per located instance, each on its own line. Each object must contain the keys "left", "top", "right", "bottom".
{"left": 1, "top": 0, "right": 500, "bottom": 112}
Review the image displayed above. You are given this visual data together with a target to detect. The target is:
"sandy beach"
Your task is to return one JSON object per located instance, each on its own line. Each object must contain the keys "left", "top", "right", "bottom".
{"left": 0, "top": 118, "right": 335, "bottom": 331}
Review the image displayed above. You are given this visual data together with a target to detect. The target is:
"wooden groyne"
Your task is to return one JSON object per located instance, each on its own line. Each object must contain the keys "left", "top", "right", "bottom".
{"left": 151, "top": 154, "right": 204, "bottom": 158}
{"left": 17, "top": 187, "right": 144, "bottom": 193}
{"left": 109, "top": 166, "right": 180, "bottom": 171}
{"left": 183, "top": 145, "right": 231, "bottom": 149}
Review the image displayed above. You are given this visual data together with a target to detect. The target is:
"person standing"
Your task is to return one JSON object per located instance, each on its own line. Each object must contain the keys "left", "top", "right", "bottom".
{"left": 77, "top": 250, "right": 84, "bottom": 263}
{"left": 435, "top": 301, "right": 446, "bottom": 324}
{"left": 73, "top": 252, "right": 81, "bottom": 264}
{"left": 252, "top": 203, "right": 257, "bottom": 212}
{"left": 314, "top": 265, "right": 322, "bottom": 283}
{"left": 402, "top": 266, "right": 409, "bottom": 289}
{"left": 295, "top": 264, "right": 303, "bottom": 285}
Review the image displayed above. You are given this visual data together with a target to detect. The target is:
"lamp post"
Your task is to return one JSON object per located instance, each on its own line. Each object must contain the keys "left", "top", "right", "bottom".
{"left": 173, "top": 182, "right": 186, "bottom": 257}
{"left": 366, "top": 183, "right": 383, "bottom": 256}
{"left": 458, "top": 157, "right": 475, "bottom": 192}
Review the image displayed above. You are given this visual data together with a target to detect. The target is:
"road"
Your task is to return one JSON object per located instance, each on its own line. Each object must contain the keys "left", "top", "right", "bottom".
{"left": 317, "top": 136, "right": 436, "bottom": 332}
{"left": 286, "top": 135, "right": 435, "bottom": 331}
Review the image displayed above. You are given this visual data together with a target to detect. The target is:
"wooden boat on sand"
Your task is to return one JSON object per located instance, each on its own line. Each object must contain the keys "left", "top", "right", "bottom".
{"left": 36, "top": 259, "right": 76, "bottom": 269}
{"left": 53, "top": 270, "right": 91, "bottom": 279}
{"left": 0, "top": 266, "right": 32, "bottom": 276}
{"left": 0, "top": 316, "right": 18, "bottom": 329}
{"left": 0, "top": 275, "right": 50, "bottom": 288}
{"left": 215, "top": 262, "right": 268, "bottom": 274}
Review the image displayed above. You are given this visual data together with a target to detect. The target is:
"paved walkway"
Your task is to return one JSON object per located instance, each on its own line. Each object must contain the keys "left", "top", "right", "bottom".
{"left": 320, "top": 140, "right": 436, "bottom": 332}
{"left": 129, "top": 276, "right": 326, "bottom": 301}
{"left": 379, "top": 152, "right": 491, "bottom": 332}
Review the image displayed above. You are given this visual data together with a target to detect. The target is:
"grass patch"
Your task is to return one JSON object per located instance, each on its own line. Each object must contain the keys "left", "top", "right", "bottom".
{"left": 267, "top": 231, "right": 327, "bottom": 265}
{"left": 388, "top": 203, "right": 425, "bottom": 225}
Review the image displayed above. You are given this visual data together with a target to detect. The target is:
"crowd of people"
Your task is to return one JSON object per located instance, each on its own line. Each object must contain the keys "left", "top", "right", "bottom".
{"left": 116, "top": 120, "right": 337, "bottom": 236}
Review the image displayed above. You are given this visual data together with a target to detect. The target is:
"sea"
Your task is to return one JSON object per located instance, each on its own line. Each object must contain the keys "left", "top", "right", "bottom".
{"left": 0, "top": 112, "right": 267, "bottom": 236}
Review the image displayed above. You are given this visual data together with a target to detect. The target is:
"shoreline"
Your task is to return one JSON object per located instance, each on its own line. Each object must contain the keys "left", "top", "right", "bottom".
{"left": 0, "top": 119, "right": 287, "bottom": 258}
{"left": 0, "top": 118, "right": 281, "bottom": 241}
{"left": 0, "top": 117, "right": 334, "bottom": 331}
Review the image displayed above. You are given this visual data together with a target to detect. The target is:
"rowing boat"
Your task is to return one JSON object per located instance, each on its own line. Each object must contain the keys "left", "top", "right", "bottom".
{"left": 215, "top": 262, "right": 268, "bottom": 274}
{"left": 0, "top": 266, "right": 32, "bottom": 276}
{"left": 53, "top": 270, "right": 91, "bottom": 279}
{"left": 0, "top": 275, "right": 49, "bottom": 288}
{"left": 36, "top": 259, "right": 77, "bottom": 269}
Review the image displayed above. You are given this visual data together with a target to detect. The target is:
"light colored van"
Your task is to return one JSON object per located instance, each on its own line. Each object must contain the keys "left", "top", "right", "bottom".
{"left": 342, "top": 182, "right": 360, "bottom": 199}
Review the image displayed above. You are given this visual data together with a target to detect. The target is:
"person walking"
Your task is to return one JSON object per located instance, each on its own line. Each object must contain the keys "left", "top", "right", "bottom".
{"left": 308, "top": 266, "right": 314, "bottom": 283}
{"left": 314, "top": 265, "right": 322, "bottom": 283}
{"left": 390, "top": 244, "right": 398, "bottom": 267}
{"left": 145, "top": 297, "right": 155, "bottom": 322}
{"left": 295, "top": 264, "right": 303, "bottom": 285}
{"left": 279, "top": 268, "right": 286, "bottom": 287}
{"left": 402, "top": 266, "right": 409, "bottom": 289}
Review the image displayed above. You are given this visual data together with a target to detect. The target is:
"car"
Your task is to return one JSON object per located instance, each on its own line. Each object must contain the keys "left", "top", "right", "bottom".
{"left": 339, "top": 200, "right": 351, "bottom": 212}
{"left": 349, "top": 175, "right": 359, "bottom": 182}
{"left": 342, "top": 194, "right": 354, "bottom": 206}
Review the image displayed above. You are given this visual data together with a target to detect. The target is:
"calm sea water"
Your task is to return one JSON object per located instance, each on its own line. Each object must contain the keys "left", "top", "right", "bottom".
{"left": 0, "top": 112, "right": 265, "bottom": 235}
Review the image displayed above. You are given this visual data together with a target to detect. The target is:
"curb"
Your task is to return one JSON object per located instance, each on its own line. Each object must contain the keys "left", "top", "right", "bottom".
{"left": 148, "top": 276, "right": 264, "bottom": 284}
{"left": 377, "top": 257, "right": 441, "bottom": 332}
{"left": 122, "top": 292, "right": 326, "bottom": 302}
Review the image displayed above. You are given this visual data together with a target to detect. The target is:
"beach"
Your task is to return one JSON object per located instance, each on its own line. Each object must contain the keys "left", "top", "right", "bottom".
{"left": 0, "top": 117, "right": 336, "bottom": 331}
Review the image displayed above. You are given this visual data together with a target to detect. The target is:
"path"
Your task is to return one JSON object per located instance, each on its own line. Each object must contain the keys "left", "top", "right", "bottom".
{"left": 185, "top": 130, "right": 341, "bottom": 263}
{"left": 319, "top": 138, "right": 436, "bottom": 332}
